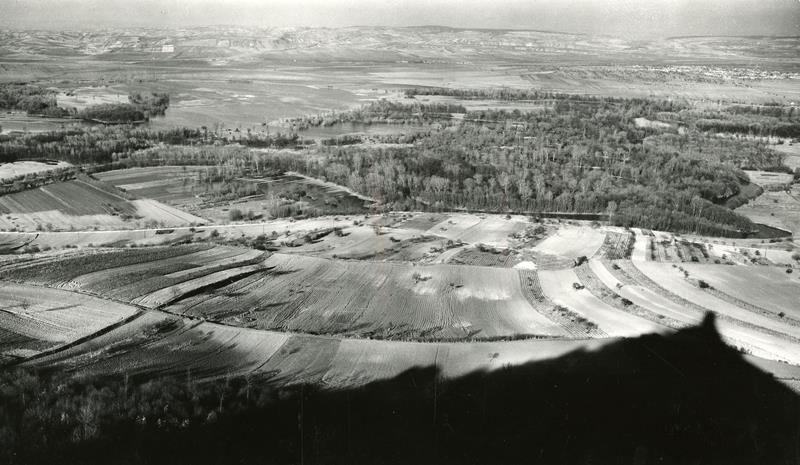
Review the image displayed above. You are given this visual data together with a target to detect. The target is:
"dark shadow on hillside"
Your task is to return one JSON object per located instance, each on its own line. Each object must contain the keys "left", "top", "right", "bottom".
{"left": 14, "top": 314, "right": 800, "bottom": 465}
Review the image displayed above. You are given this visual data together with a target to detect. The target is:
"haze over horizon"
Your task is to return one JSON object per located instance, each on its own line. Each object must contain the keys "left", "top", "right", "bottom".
{"left": 0, "top": 0, "right": 798, "bottom": 39}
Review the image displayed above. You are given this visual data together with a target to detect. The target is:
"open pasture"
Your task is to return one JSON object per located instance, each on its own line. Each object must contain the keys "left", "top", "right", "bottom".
{"left": 166, "top": 253, "right": 569, "bottom": 340}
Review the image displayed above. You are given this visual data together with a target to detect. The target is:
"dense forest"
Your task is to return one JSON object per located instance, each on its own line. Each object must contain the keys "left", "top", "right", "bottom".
{"left": 1, "top": 89, "right": 796, "bottom": 236}
{"left": 264, "top": 98, "right": 781, "bottom": 235}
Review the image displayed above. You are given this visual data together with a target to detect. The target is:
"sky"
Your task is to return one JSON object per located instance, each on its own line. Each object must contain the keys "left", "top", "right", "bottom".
{"left": 0, "top": 0, "right": 798, "bottom": 38}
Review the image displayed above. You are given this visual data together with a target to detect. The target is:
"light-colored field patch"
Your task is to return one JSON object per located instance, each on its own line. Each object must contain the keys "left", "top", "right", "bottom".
{"left": 634, "top": 117, "right": 672, "bottom": 129}
{"left": 132, "top": 199, "right": 207, "bottom": 226}
{"left": 534, "top": 226, "right": 607, "bottom": 259}
{"left": 425, "top": 214, "right": 527, "bottom": 247}
{"left": 743, "top": 170, "right": 794, "bottom": 187}
{"left": 0, "top": 161, "right": 72, "bottom": 181}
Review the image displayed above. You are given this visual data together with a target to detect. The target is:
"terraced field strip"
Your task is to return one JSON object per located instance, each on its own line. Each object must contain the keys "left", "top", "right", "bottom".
{"left": 517, "top": 270, "right": 607, "bottom": 337}
{"left": 24, "top": 310, "right": 290, "bottom": 379}
{"left": 0, "top": 282, "right": 139, "bottom": 356}
{"left": 577, "top": 260, "right": 682, "bottom": 329}
{"left": 164, "top": 248, "right": 265, "bottom": 278}
{"left": 537, "top": 268, "right": 664, "bottom": 337}
{"left": 574, "top": 259, "right": 800, "bottom": 364}
{"left": 594, "top": 259, "right": 702, "bottom": 325}
{"left": 133, "top": 264, "right": 265, "bottom": 308}
{"left": 23, "top": 308, "right": 617, "bottom": 386}
{"left": 13, "top": 294, "right": 799, "bottom": 386}
{"left": 167, "top": 254, "right": 570, "bottom": 340}
{"left": 607, "top": 260, "right": 800, "bottom": 363}
{"left": 634, "top": 261, "right": 800, "bottom": 340}
{"left": 680, "top": 263, "right": 800, "bottom": 321}
{"left": 0, "top": 244, "right": 212, "bottom": 286}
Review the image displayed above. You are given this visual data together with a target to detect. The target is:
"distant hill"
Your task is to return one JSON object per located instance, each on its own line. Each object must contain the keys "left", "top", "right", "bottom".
{"left": 0, "top": 26, "right": 798, "bottom": 65}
